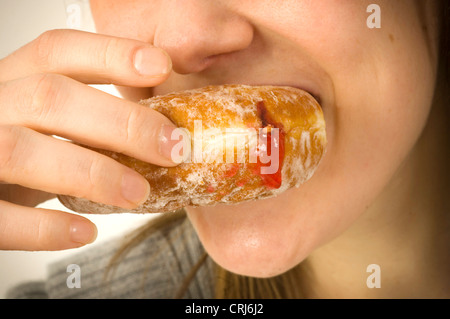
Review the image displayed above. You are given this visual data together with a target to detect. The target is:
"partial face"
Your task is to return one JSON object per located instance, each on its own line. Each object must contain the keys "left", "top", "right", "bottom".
{"left": 90, "top": 0, "right": 438, "bottom": 277}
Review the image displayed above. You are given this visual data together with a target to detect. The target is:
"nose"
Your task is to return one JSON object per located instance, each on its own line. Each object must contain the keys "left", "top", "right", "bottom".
{"left": 153, "top": 1, "right": 254, "bottom": 74}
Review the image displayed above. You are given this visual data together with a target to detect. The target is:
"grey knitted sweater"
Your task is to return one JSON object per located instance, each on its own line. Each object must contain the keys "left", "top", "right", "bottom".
{"left": 7, "top": 217, "right": 215, "bottom": 299}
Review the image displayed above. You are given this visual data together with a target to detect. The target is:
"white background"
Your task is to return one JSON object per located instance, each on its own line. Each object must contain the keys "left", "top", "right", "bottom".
{"left": 0, "top": 0, "right": 156, "bottom": 298}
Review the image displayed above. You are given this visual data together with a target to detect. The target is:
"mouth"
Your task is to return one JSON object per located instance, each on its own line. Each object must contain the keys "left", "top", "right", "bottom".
{"left": 152, "top": 73, "right": 324, "bottom": 108}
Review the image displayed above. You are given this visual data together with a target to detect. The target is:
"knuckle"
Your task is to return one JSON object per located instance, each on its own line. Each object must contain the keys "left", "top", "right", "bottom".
{"left": 101, "top": 37, "right": 121, "bottom": 71}
{"left": 77, "top": 154, "right": 110, "bottom": 198}
{"left": 120, "top": 107, "right": 150, "bottom": 150}
{"left": 87, "top": 156, "right": 102, "bottom": 189}
{"left": 32, "top": 29, "right": 64, "bottom": 70}
{"left": 35, "top": 212, "right": 53, "bottom": 250}
{"left": 123, "top": 107, "right": 139, "bottom": 145}
{"left": 24, "top": 73, "right": 66, "bottom": 124}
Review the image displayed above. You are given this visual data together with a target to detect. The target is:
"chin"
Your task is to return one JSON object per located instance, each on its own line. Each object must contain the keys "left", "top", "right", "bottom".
{"left": 185, "top": 187, "right": 315, "bottom": 278}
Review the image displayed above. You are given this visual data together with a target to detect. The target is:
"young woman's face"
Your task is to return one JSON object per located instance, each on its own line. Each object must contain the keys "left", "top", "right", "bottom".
{"left": 90, "top": 0, "right": 439, "bottom": 277}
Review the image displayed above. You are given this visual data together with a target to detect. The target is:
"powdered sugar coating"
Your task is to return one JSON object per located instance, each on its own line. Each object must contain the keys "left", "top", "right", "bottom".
{"left": 58, "top": 85, "right": 326, "bottom": 214}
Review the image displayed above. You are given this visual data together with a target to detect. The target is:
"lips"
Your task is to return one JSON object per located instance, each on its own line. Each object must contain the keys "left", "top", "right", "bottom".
{"left": 152, "top": 74, "right": 324, "bottom": 108}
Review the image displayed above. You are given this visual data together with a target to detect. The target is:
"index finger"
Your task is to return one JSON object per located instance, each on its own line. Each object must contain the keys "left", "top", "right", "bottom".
{"left": 1, "top": 73, "right": 178, "bottom": 167}
{"left": 0, "top": 29, "right": 172, "bottom": 86}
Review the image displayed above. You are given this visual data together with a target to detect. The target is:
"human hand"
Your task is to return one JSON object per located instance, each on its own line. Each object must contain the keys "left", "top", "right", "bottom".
{"left": 0, "top": 29, "right": 174, "bottom": 250}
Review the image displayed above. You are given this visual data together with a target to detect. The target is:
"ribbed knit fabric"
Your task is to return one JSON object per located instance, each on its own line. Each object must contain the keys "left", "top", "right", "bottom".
{"left": 7, "top": 217, "right": 215, "bottom": 299}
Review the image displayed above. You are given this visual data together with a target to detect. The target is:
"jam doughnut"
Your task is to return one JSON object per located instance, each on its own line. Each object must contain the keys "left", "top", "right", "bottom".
{"left": 58, "top": 85, "right": 327, "bottom": 214}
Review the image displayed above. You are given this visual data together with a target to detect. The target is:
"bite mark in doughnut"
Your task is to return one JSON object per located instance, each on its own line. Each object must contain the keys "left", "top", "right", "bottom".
{"left": 253, "top": 100, "right": 285, "bottom": 189}
{"left": 58, "top": 84, "right": 327, "bottom": 214}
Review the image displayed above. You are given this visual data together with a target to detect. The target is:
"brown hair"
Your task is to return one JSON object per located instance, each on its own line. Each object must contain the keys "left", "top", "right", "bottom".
{"left": 106, "top": 0, "right": 449, "bottom": 299}
{"left": 442, "top": 1, "right": 449, "bottom": 79}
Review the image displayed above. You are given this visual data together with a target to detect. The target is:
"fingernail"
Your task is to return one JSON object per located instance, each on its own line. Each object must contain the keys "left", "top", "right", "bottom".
{"left": 159, "top": 125, "right": 191, "bottom": 164}
{"left": 134, "top": 47, "right": 171, "bottom": 76}
{"left": 70, "top": 219, "right": 97, "bottom": 245}
{"left": 121, "top": 170, "right": 150, "bottom": 206}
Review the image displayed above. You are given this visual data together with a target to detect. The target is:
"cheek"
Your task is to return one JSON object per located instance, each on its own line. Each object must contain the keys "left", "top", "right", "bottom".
{"left": 299, "top": 1, "right": 435, "bottom": 207}
{"left": 330, "top": 12, "right": 435, "bottom": 201}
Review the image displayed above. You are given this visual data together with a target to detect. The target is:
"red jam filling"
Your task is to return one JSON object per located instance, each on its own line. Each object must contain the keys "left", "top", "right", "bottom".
{"left": 224, "top": 163, "right": 240, "bottom": 178}
{"left": 220, "top": 101, "right": 285, "bottom": 191}
{"left": 253, "top": 101, "right": 285, "bottom": 189}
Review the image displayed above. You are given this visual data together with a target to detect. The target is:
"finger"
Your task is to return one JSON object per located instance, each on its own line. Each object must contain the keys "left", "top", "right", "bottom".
{"left": 0, "top": 29, "right": 172, "bottom": 86}
{"left": 0, "top": 200, "right": 97, "bottom": 251}
{"left": 0, "top": 125, "right": 150, "bottom": 210}
{"left": 0, "top": 73, "right": 178, "bottom": 167}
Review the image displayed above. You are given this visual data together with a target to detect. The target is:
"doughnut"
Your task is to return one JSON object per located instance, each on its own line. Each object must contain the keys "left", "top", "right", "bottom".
{"left": 58, "top": 84, "right": 327, "bottom": 214}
